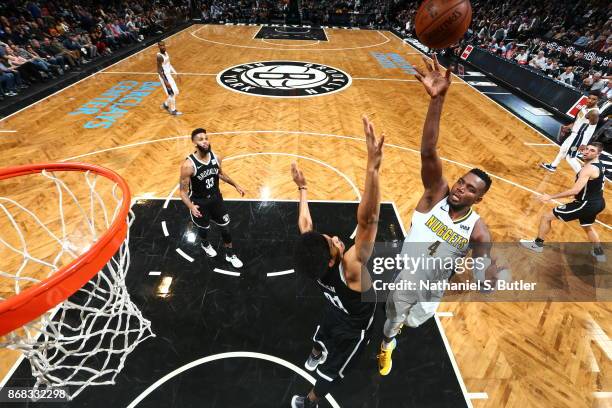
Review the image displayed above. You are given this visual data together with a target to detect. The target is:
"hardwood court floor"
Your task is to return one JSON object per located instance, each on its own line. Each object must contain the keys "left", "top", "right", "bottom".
{"left": 1, "top": 24, "right": 611, "bottom": 407}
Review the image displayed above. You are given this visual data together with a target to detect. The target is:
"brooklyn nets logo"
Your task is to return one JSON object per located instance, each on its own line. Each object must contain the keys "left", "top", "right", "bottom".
{"left": 217, "top": 61, "right": 352, "bottom": 98}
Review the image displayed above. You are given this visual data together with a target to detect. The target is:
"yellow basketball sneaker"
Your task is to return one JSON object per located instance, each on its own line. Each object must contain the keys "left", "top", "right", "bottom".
{"left": 377, "top": 338, "right": 396, "bottom": 376}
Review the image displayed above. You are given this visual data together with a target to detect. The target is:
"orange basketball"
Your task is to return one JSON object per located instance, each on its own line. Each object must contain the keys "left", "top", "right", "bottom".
{"left": 415, "top": 0, "right": 472, "bottom": 49}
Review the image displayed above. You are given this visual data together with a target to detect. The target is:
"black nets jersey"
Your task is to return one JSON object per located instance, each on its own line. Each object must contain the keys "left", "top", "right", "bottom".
{"left": 317, "top": 261, "right": 376, "bottom": 330}
{"left": 188, "top": 151, "right": 221, "bottom": 200}
{"left": 576, "top": 161, "right": 605, "bottom": 201}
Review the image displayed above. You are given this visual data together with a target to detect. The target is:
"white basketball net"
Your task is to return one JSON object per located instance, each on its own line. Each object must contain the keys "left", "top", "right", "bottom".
{"left": 0, "top": 169, "right": 154, "bottom": 401}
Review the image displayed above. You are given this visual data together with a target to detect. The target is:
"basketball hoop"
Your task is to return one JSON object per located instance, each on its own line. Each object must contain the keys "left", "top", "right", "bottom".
{"left": 0, "top": 162, "right": 154, "bottom": 400}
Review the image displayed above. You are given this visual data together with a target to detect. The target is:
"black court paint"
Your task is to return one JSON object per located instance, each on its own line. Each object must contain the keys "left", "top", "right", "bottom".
{"left": 2, "top": 200, "right": 467, "bottom": 408}
{"left": 255, "top": 26, "right": 328, "bottom": 41}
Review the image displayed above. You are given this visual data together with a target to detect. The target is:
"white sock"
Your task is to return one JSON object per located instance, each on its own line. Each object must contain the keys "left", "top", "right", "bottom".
{"left": 382, "top": 338, "right": 396, "bottom": 350}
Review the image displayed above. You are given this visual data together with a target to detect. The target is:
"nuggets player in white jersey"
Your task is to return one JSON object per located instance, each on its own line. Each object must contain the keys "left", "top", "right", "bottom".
{"left": 157, "top": 41, "right": 181, "bottom": 116}
{"left": 541, "top": 92, "right": 600, "bottom": 173}
{"left": 377, "top": 56, "right": 502, "bottom": 376}
{"left": 179, "top": 128, "right": 245, "bottom": 268}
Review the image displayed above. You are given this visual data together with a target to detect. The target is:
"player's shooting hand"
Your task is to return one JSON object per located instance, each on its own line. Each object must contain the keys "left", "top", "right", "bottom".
{"left": 363, "top": 115, "right": 384, "bottom": 170}
{"left": 235, "top": 185, "right": 245, "bottom": 197}
{"left": 291, "top": 162, "right": 307, "bottom": 188}
{"left": 191, "top": 204, "right": 202, "bottom": 217}
{"left": 414, "top": 54, "right": 452, "bottom": 98}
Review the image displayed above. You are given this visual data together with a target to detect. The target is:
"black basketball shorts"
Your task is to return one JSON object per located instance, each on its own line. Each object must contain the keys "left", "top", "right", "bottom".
{"left": 311, "top": 309, "right": 372, "bottom": 382}
{"left": 553, "top": 199, "right": 605, "bottom": 226}
{"left": 190, "top": 196, "right": 230, "bottom": 229}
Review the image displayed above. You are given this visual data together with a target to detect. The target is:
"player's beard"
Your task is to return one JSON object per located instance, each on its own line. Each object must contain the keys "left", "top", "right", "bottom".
{"left": 197, "top": 144, "right": 211, "bottom": 154}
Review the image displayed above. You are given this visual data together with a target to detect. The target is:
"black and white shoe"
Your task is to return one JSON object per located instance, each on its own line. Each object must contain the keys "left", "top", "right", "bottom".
{"left": 520, "top": 239, "right": 543, "bottom": 253}
{"left": 592, "top": 247, "right": 607, "bottom": 263}
{"left": 291, "top": 395, "right": 318, "bottom": 408}
{"left": 171, "top": 110, "right": 183, "bottom": 116}
{"left": 226, "top": 254, "right": 243, "bottom": 268}
{"left": 539, "top": 163, "right": 557, "bottom": 172}
{"left": 201, "top": 243, "right": 217, "bottom": 257}
{"left": 304, "top": 351, "right": 327, "bottom": 371}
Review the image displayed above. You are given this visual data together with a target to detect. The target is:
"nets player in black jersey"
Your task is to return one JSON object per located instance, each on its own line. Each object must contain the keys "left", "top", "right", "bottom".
{"left": 290, "top": 116, "right": 384, "bottom": 408}
{"left": 521, "top": 142, "right": 607, "bottom": 262}
{"left": 179, "top": 128, "right": 245, "bottom": 268}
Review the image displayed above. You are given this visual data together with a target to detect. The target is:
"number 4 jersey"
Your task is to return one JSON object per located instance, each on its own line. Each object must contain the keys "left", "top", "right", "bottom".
{"left": 187, "top": 151, "right": 221, "bottom": 200}
{"left": 402, "top": 195, "right": 480, "bottom": 282}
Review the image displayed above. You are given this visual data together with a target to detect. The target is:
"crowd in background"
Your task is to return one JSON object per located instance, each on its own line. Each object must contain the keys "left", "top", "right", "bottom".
{"left": 198, "top": 0, "right": 388, "bottom": 28}
{"left": 392, "top": 0, "right": 611, "bottom": 92}
{"left": 0, "top": 0, "right": 189, "bottom": 99}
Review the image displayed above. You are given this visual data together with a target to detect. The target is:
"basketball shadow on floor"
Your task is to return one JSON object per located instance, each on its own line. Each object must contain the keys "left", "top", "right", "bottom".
{"left": 3, "top": 200, "right": 467, "bottom": 408}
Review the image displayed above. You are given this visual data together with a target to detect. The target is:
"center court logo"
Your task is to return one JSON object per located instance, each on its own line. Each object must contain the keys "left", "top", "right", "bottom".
{"left": 217, "top": 61, "right": 352, "bottom": 98}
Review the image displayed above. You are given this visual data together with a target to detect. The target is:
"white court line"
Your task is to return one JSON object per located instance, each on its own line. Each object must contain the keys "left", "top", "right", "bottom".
{"left": 190, "top": 24, "right": 390, "bottom": 51}
{"left": 161, "top": 221, "right": 169, "bottom": 237}
{"left": 157, "top": 197, "right": 363, "bottom": 203}
{"left": 175, "top": 248, "right": 194, "bottom": 262}
{"left": 99, "top": 71, "right": 217, "bottom": 76}
{"left": 164, "top": 182, "right": 181, "bottom": 209}
{"left": 125, "top": 351, "right": 341, "bottom": 408}
{"left": 213, "top": 268, "right": 241, "bottom": 277}
{"left": 467, "top": 392, "right": 489, "bottom": 399}
{"left": 523, "top": 142, "right": 556, "bottom": 146}
{"left": 59, "top": 130, "right": 612, "bottom": 231}
{"left": 0, "top": 130, "right": 17, "bottom": 133}
{"left": 148, "top": 271, "right": 162, "bottom": 276}
{"left": 0, "top": 26, "right": 189, "bottom": 123}
{"left": 594, "top": 392, "right": 612, "bottom": 398}
{"left": 353, "top": 77, "right": 468, "bottom": 84}
{"left": 261, "top": 38, "right": 321, "bottom": 47}
{"left": 482, "top": 92, "right": 511, "bottom": 95}
{"left": 436, "top": 311, "right": 454, "bottom": 317}
{"left": 266, "top": 269, "right": 294, "bottom": 277}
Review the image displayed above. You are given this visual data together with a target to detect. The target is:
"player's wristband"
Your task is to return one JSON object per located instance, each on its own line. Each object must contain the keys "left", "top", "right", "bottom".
{"left": 298, "top": 187, "right": 307, "bottom": 191}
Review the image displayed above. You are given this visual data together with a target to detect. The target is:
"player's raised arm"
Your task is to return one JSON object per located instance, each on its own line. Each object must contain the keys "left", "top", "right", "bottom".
{"left": 414, "top": 55, "right": 452, "bottom": 211}
{"left": 292, "top": 163, "right": 313, "bottom": 233}
{"left": 352, "top": 115, "right": 384, "bottom": 265}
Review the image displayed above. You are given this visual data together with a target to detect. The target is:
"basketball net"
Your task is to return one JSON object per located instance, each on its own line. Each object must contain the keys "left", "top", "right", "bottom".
{"left": 0, "top": 164, "right": 154, "bottom": 400}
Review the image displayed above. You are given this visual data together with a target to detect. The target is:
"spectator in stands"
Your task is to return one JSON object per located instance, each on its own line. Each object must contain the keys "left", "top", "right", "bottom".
{"left": 529, "top": 51, "right": 547, "bottom": 70}
{"left": 11, "top": 43, "right": 56, "bottom": 78}
{"left": 42, "top": 36, "right": 77, "bottom": 68}
{"left": 4, "top": 46, "right": 44, "bottom": 82}
{"left": 584, "top": 72, "right": 608, "bottom": 93}
{"left": 25, "top": 43, "right": 62, "bottom": 75}
{"left": 515, "top": 47, "right": 529, "bottom": 64}
{"left": 0, "top": 66, "right": 19, "bottom": 96}
{"left": 558, "top": 66, "right": 575, "bottom": 85}
{"left": 30, "top": 39, "right": 66, "bottom": 71}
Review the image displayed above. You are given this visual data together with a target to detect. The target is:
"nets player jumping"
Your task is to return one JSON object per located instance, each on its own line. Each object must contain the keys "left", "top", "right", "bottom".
{"left": 290, "top": 115, "right": 384, "bottom": 408}
{"left": 157, "top": 40, "right": 181, "bottom": 116}
{"left": 521, "top": 142, "right": 606, "bottom": 262}
{"left": 377, "top": 55, "right": 500, "bottom": 376}
{"left": 179, "top": 128, "right": 245, "bottom": 268}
